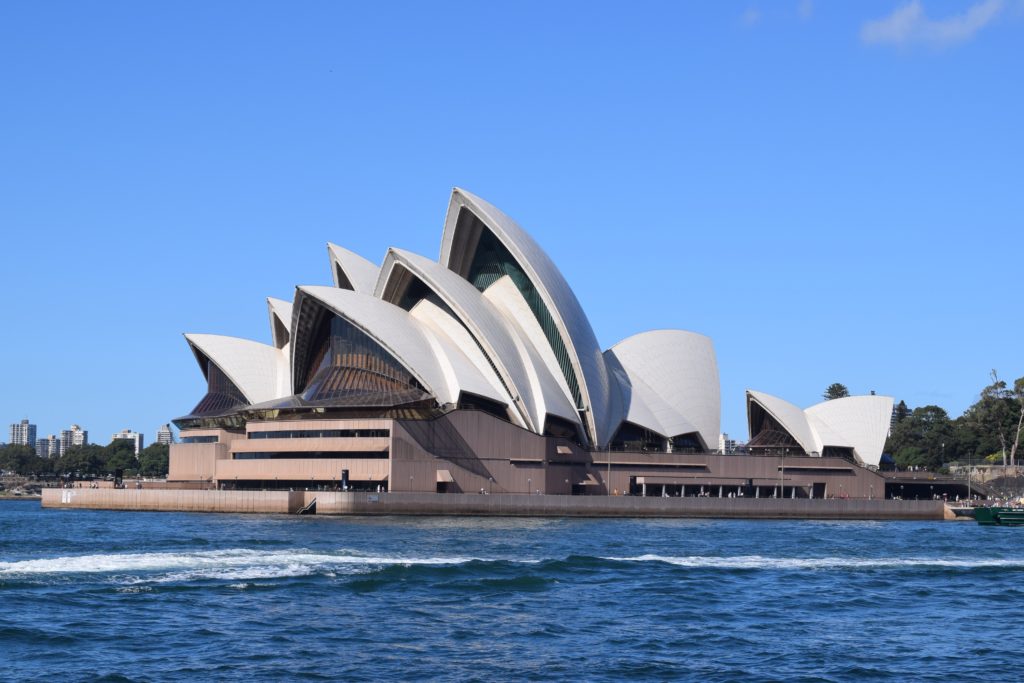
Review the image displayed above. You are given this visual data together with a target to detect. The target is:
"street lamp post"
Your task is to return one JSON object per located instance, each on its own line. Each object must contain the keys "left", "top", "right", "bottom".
{"left": 967, "top": 453, "right": 972, "bottom": 501}
{"left": 780, "top": 448, "right": 786, "bottom": 500}
{"left": 528, "top": 478, "right": 532, "bottom": 495}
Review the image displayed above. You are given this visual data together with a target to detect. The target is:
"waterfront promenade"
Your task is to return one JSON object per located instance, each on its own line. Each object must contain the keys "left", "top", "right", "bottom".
{"left": 41, "top": 487, "right": 945, "bottom": 520}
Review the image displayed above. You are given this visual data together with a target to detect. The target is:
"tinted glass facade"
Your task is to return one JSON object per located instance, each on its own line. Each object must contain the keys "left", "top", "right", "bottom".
{"left": 464, "top": 216, "right": 584, "bottom": 411}
{"left": 300, "top": 315, "right": 432, "bottom": 407}
{"left": 188, "top": 363, "right": 249, "bottom": 416}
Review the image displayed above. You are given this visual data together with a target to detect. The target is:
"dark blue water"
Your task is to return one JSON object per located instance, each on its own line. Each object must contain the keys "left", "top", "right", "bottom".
{"left": 1, "top": 501, "right": 1021, "bottom": 681}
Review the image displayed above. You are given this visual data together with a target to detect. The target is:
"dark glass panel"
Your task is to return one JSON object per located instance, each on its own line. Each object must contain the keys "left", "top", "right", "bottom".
{"left": 233, "top": 451, "right": 388, "bottom": 460}
{"left": 747, "top": 402, "right": 806, "bottom": 455}
{"left": 670, "top": 432, "right": 704, "bottom": 454}
{"left": 462, "top": 213, "right": 584, "bottom": 410}
{"left": 300, "top": 315, "right": 432, "bottom": 407}
{"left": 188, "top": 363, "right": 249, "bottom": 417}
{"left": 248, "top": 429, "right": 390, "bottom": 439}
{"left": 181, "top": 435, "right": 219, "bottom": 444}
{"left": 456, "top": 392, "right": 510, "bottom": 422}
{"left": 609, "top": 421, "right": 666, "bottom": 452}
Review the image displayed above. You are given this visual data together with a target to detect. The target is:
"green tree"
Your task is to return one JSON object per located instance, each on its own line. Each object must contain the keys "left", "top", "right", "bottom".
{"left": 56, "top": 444, "right": 106, "bottom": 477}
{"left": 104, "top": 439, "right": 138, "bottom": 476}
{"left": 823, "top": 383, "right": 850, "bottom": 401}
{"left": 138, "top": 444, "right": 169, "bottom": 477}
{"left": 965, "top": 371, "right": 1024, "bottom": 466}
{"left": 0, "top": 444, "right": 52, "bottom": 476}
{"left": 885, "top": 405, "right": 954, "bottom": 471}
{"left": 894, "top": 400, "right": 910, "bottom": 423}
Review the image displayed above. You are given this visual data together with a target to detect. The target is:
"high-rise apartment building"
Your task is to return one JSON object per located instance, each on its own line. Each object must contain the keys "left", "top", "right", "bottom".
{"left": 35, "top": 435, "right": 60, "bottom": 458}
{"left": 59, "top": 425, "right": 89, "bottom": 456}
{"left": 9, "top": 420, "right": 37, "bottom": 449}
{"left": 156, "top": 424, "right": 174, "bottom": 445}
{"left": 111, "top": 428, "right": 144, "bottom": 455}
{"left": 717, "top": 433, "right": 748, "bottom": 455}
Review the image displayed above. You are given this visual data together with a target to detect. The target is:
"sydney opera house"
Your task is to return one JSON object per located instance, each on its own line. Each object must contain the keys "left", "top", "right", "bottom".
{"left": 168, "top": 189, "right": 895, "bottom": 500}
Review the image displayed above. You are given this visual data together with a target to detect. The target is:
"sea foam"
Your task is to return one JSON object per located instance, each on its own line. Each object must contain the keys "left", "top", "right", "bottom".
{"left": 0, "top": 548, "right": 488, "bottom": 582}
{"left": 604, "top": 554, "right": 1024, "bottom": 570}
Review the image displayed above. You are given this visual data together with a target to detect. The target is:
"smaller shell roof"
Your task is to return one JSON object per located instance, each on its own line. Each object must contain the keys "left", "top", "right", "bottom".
{"left": 184, "top": 334, "right": 287, "bottom": 405}
{"left": 327, "top": 243, "right": 379, "bottom": 294}
{"left": 805, "top": 395, "right": 894, "bottom": 468}
{"left": 266, "top": 297, "right": 293, "bottom": 350}
{"left": 746, "top": 390, "right": 818, "bottom": 454}
{"left": 746, "top": 390, "right": 894, "bottom": 467}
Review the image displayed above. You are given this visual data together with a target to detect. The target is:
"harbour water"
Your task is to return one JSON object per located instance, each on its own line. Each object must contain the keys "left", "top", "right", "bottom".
{"left": 1, "top": 500, "right": 1021, "bottom": 681}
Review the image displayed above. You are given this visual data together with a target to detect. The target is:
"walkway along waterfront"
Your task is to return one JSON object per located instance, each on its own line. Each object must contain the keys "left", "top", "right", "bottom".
{"left": 41, "top": 488, "right": 945, "bottom": 520}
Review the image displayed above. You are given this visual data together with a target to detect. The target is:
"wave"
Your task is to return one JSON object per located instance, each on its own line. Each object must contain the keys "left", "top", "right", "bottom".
{"left": 6, "top": 549, "right": 1022, "bottom": 584}
{"left": 0, "top": 549, "right": 499, "bottom": 582}
{"left": 604, "top": 554, "right": 1024, "bottom": 570}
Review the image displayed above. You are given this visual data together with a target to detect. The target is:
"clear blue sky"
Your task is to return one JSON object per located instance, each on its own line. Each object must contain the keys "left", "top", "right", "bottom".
{"left": 2, "top": 1, "right": 1021, "bottom": 445}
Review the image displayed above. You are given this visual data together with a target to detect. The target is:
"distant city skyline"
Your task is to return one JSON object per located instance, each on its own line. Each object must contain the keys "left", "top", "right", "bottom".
{"left": 1, "top": 2, "right": 1021, "bottom": 440}
{"left": 4, "top": 418, "right": 176, "bottom": 456}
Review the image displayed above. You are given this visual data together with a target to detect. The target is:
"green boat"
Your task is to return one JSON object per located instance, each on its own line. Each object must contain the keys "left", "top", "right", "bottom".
{"left": 974, "top": 507, "right": 1024, "bottom": 526}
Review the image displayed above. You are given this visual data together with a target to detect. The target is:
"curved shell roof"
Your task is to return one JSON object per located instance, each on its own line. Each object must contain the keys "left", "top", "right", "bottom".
{"left": 438, "top": 188, "right": 621, "bottom": 447}
{"left": 607, "top": 330, "right": 720, "bottom": 449}
{"left": 376, "top": 247, "right": 545, "bottom": 432}
{"left": 292, "top": 286, "right": 510, "bottom": 412}
{"left": 293, "top": 286, "right": 451, "bottom": 404}
{"left": 805, "top": 395, "right": 895, "bottom": 468}
{"left": 327, "top": 243, "right": 379, "bottom": 294}
{"left": 746, "top": 390, "right": 894, "bottom": 467}
{"left": 182, "top": 189, "right": 720, "bottom": 451}
{"left": 746, "top": 390, "right": 819, "bottom": 454}
{"left": 266, "top": 297, "right": 293, "bottom": 350}
{"left": 184, "top": 334, "right": 287, "bottom": 405}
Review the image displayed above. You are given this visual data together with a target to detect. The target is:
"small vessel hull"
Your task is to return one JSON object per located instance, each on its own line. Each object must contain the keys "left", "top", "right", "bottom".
{"left": 975, "top": 507, "right": 1024, "bottom": 526}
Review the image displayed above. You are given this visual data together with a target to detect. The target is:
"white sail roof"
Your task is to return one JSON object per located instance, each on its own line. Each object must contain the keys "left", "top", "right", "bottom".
{"left": 746, "top": 390, "right": 894, "bottom": 467}
{"left": 607, "top": 330, "right": 720, "bottom": 449}
{"left": 439, "top": 188, "right": 621, "bottom": 447}
{"left": 184, "top": 334, "right": 288, "bottom": 405}
{"left": 806, "top": 395, "right": 895, "bottom": 467}
{"left": 327, "top": 243, "right": 379, "bottom": 294}
{"left": 376, "top": 248, "right": 545, "bottom": 432}
{"left": 266, "top": 297, "right": 293, "bottom": 349}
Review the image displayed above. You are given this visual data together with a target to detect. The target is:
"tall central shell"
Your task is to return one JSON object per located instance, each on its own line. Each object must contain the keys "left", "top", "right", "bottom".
{"left": 439, "top": 188, "right": 624, "bottom": 448}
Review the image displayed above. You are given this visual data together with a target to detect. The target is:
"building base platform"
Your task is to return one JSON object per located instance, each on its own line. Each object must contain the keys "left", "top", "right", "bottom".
{"left": 42, "top": 488, "right": 946, "bottom": 520}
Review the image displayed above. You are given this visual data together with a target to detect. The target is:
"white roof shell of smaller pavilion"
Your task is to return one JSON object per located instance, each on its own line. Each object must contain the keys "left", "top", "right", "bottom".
{"left": 184, "top": 334, "right": 288, "bottom": 405}
{"left": 805, "top": 395, "right": 895, "bottom": 468}
{"left": 746, "top": 390, "right": 894, "bottom": 467}
{"left": 327, "top": 243, "right": 379, "bottom": 294}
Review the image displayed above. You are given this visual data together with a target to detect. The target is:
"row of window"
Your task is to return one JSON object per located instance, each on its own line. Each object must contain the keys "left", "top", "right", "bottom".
{"left": 182, "top": 436, "right": 219, "bottom": 444}
{"left": 233, "top": 451, "right": 390, "bottom": 460}
{"left": 247, "top": 429, "right": 390, "bottom": 440}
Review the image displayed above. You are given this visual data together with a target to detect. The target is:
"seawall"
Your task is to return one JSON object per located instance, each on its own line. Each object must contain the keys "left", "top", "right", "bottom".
{"left": 41, "top": 488, "right": 945, "bottom": 520}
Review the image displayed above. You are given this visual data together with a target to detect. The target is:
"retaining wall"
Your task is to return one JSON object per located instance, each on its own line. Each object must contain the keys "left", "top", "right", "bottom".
{"left": 42, "top": 488, "right": 945, "bottom": 520}
{"left": 42, "top": 487, "right": 304, "bottom": 514}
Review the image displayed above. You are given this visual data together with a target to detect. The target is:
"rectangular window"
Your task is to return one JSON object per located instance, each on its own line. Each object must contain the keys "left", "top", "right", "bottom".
{"left": 248, "top": 429, "right": 390, "bottom": 439}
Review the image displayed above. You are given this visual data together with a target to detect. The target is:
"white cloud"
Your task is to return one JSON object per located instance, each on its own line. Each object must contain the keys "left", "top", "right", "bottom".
{"left": 861, "top": 0, "right": 1004, "bottom": 47}
{"left": 799, "top": 0, "right": 814, "bottom": 21}
{"left": 742, "top": 7, "right": 761, "bottom": 26}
